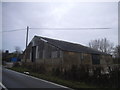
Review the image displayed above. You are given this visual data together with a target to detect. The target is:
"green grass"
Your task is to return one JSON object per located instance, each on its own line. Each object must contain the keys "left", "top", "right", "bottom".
{"left": 9, "top": 67, "right": 96, "bottom": 89}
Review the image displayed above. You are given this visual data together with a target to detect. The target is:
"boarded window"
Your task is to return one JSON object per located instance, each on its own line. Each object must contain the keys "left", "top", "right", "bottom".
{"left": 92, "top": 54, "right": 100, "bottom": 64}
{"left": 52, "top": 51, "right": 58, "bottom": 58}
{"left": 42, "top": 43, "right": 52, "bottom": 59}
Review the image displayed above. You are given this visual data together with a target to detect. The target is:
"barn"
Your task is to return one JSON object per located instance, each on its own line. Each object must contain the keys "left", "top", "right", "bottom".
{"left": 22, "top": 36, "right": 113, "bottom": 72}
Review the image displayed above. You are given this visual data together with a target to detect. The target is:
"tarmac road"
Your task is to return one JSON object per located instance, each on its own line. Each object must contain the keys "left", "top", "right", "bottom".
{"left": 2, "top": 68, "right": 70, "bottom": 89}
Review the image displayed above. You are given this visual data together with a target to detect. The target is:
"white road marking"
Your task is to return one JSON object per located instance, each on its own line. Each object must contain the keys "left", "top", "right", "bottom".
{"left": 0, "top": 82, "right": 8, "bottom": 90}
{"left": 5, "top": 68, "right": 72, "bottom": 89}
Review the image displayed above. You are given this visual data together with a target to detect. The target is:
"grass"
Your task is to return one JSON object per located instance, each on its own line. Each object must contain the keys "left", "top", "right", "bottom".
{"left": 9, "top": 66, "right": 96, "bottom": 89}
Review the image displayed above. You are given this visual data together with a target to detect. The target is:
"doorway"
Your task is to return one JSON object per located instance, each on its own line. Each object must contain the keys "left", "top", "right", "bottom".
{"left": 31, "top": 46, "right": 36, "bottom": 62}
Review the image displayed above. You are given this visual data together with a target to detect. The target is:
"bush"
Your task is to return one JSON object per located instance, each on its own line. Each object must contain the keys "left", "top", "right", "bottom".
{"left": 13, "top": 62, "right": 20, "bottom": 67}
{"left": 37, "top": 63, "right": 46, "bottom": 74}
{"left": 60, "top": 65, "right": 89, "bottom": 82}
{"left": 21, "top": 62, "right": 46, "bottom": 74}
{"left": 16, "top": 62, "right": 120, "bottom": 88}
{"left": 52, "top": 67, "right": 62, "bottom": 77}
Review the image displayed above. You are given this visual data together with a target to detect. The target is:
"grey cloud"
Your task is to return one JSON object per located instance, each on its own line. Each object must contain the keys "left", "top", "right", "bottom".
{"left": 2, "top": 2, "right": 118, "bottom": 52}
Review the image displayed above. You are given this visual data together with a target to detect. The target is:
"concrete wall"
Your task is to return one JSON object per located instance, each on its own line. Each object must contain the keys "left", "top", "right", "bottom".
{"left": 63, "top": 51, "right": 80, "bottom": 69}
{"left": 23, "top": 37, "right": 63, "bottom": 71}
{"left": 62, "top": 51, "right": 113, "bottom": 70}
{"left": 62, "top": 51, "right": 93, "bottom": 70}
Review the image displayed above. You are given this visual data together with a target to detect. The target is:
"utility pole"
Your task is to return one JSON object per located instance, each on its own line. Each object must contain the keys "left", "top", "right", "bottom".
{"left": 26, "top": 26, "right": 29, "bottom": 48}
{"left": 25, "top": 26, "right": 29, "bottom": 62}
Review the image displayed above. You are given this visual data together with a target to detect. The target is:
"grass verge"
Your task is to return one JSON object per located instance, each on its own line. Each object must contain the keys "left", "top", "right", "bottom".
{"left": 8, "top": 66, "right": 96, "bottom": 89}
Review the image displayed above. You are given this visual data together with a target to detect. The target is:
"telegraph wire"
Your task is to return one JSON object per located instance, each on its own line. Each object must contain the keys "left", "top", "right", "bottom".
{"left": 1, "top": 27, "right": 111, "bottom": 33}
{"left": 1, "top": 28, "right": 26, "bottom": 33}
{"left": 30, "top": 27, "right": 111, "bottom": 30}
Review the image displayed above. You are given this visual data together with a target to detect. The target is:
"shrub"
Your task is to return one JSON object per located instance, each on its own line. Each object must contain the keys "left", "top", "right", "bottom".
{"left": 52, "top": 67, "right": 61, "bottom": 77}
{"left": 61, "top": 65, "right": 89, "bottom": 82}
{"left": 13, "top": 62, "right": 20, "bottom": 67}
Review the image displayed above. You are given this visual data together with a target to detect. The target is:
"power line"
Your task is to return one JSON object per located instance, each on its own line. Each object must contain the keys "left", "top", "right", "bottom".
{"left": 0, "top": 27, "right": 111, "bottom": 33}
{"left": 30, "top": 27, "right": 111, "bottom": 30}
{"left": 1, "top": 28, "right": 26, "bottom": 33}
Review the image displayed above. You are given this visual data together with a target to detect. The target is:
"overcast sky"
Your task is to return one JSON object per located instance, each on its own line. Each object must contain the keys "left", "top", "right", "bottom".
{"left": 2, "top": 2, "right": 118, "bottom": 52}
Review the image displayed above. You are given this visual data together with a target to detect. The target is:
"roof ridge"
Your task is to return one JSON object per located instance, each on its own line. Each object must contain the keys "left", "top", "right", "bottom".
{"left": 35, "top": 35, "right": 107, "bottom": 55}
{"left": 35, "top": 35, "right": 86, "bottom": 47}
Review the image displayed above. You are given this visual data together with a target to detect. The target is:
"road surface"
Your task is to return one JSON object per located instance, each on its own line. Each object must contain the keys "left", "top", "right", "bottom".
{"left": 2, "top": 68, "right": 70, "bottom": 89}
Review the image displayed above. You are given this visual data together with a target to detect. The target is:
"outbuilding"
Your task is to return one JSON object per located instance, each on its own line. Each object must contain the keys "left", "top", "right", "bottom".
{"left": 23, "top": 36, "right": 113, "bottom": 72}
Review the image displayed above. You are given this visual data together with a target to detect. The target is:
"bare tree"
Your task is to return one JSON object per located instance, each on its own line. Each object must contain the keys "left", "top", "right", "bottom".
{"left": 88, "top": 38, "right": 114, "bottom": 54}
{"left": 113, "top": 45, "right": 120, "bottom": 58}
{"left": 89, "top": 39, "right": 100, "bottom": 50}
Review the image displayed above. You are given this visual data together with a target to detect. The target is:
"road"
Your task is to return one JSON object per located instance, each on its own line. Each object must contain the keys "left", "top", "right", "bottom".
{"left": 2, "top": 68, "right": 70, "bottom": 89}
{"left": 0, "top": 66, "right": 3, "bottom": 89}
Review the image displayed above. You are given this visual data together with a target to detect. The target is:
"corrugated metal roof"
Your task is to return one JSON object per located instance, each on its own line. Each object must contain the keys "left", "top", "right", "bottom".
{"left": 35, "top": 36, "right": 108, "bottom": 55}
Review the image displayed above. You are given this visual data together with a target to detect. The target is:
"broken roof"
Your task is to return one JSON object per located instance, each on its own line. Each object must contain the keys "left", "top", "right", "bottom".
{"left": 35, "top": 36, "right": 108, "bottom": 55}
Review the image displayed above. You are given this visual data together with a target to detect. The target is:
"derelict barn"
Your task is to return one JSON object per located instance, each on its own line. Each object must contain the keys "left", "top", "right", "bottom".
{"left": 23, "top": 36, "right": 113, "bottom": 71}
